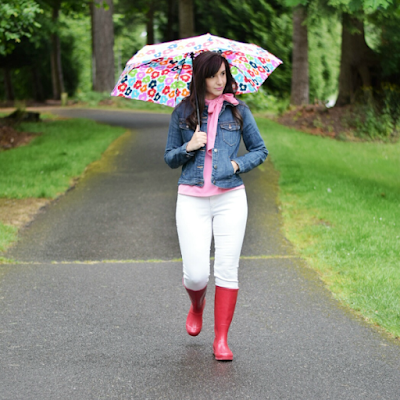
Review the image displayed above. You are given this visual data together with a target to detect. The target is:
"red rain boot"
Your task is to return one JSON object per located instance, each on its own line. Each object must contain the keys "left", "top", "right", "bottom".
{"left": 185, "top": 286, "right": 207, "bottom": 336}
{"left": 213, "top": 286, "right": 238, "bottom": 361}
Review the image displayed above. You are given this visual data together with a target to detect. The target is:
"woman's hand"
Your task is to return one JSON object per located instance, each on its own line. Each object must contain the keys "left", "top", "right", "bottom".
{"left": 231, "top": 161, "right": 239, "bottom": 173}
{"left": 186, "top": 125, "right": 207, "bottom": 152}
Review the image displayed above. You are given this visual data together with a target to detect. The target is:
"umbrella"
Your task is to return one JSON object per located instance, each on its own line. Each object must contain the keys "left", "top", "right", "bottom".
{"left": 111, "top": 33, "right": 282, "bottom": 122}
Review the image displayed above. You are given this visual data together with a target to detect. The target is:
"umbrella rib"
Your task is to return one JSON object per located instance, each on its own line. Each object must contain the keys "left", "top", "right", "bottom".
{"left": 174, "top": 53, "right": 191, "bottom": 106}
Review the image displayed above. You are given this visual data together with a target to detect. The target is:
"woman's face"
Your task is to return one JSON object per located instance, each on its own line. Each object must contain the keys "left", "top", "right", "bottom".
{"left": 205, "top": 62, "right": 227, "bottom": 100}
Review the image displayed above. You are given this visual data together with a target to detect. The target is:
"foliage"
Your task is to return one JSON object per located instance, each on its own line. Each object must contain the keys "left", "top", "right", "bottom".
{"left": 238, "top": 88, "right": 290, "bottom": 115}
{"left": 114, "top": 0, "right": 170, "bottom": 43}
{"left": 192, "top": 0, "right": 293, "bottom": 98}
{"left": 60, "top": 13, "right": 91, "bottom": 93}
{"left": 1, "top": 0, "right": 399, "bottom": 108}
{"left": 0, "top": 0, "right": 43, "bottom": 55}
{"left": 351, "top": 103, "right": 393, "bottom": 139}
{"left": 259, "top": 117, "right": 400, "bottom": 337}
{"left": 286, "top": 0, "right": 393, "bottom": 11}
{"left": 0, "top": 31, "right": 80, "bottom": 100}
{"left": 0, "top": 8, "right": 85, "bottom": 100}
{"left": 344, "top": 85, "right": 400, "bottom": 139}
{"left": 50, "top": 11, "right": 146, "bottom": 95}
{"left": 114, "top": 17, "right": 146, "bottom": 77}
{"left": 327, "top": 0, "right": 393, "bottom": 12}
{"left": 238, "top": 88, "right": 270, "bottom": 111}
{"left": 381, "top": 83, "right": 400, "bottom": 131}
{"left": 74, "top": 90, "right": 113, "bottom": 106}
{"left": 374, "top": 6, "right": 400, "bottom": 86}
{"left": 308, "top": 16, "right": 341, "bottom": 102}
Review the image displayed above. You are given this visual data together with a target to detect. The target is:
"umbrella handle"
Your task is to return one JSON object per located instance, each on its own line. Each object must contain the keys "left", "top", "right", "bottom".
{"left": 190, "top": 53, "right": 201, "bottom": 129}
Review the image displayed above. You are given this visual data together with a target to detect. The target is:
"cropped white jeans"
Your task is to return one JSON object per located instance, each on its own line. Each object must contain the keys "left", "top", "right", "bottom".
{"left": 176, "top": 189, "right": 248, "bottom": 291}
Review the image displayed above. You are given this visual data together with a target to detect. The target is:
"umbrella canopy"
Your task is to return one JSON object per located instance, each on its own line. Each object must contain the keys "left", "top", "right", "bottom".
{"left": 111, "top": 33, "right": 282, "bottom": 108}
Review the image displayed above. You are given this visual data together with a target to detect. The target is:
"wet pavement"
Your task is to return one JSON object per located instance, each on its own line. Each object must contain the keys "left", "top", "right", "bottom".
{"left": 1, "top": 109, "right": 400, "bottom": 399}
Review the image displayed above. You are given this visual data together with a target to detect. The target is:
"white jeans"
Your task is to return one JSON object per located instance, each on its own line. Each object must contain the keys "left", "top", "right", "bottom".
{"left": 176, "top": 189, "right": 248, "bottom": 290}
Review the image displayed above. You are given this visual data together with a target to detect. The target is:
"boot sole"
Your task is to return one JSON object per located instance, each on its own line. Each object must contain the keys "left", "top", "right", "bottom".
{"left": 213, "top": 346, "right": 233, "bottom": 361}
{"left": 213, "top": 353, "right": 233, "bottom": 361}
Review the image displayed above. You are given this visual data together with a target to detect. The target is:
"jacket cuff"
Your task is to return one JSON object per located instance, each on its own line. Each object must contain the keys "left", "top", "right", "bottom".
{"left": 232, "top": 158, "right": 244, "bottom": 174}
{"left": 182, "top": 143, "right": 195, "bottom": 158}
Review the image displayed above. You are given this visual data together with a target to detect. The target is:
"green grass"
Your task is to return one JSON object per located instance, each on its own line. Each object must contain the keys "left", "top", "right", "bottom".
{"left": 258, "top": 118, "right": 400, "bottom": 337}
{"left": 0, "top": 118, "right": 126, "bottom": 198}
{"left": 0, "top": 116, "right": 126, "bottom": 255}
{"left": 0, "top": 223, "right": 18, "bottom": 253}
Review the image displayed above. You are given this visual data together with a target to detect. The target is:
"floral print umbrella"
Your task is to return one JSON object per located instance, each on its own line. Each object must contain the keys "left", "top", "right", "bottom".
{"left": 111, "top": 33, "right": 282, "bottom": 107}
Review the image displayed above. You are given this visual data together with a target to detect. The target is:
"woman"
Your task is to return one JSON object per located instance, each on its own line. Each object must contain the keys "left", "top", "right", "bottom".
{"left": 164, "top": 51, "right": 268, "bottom": 361}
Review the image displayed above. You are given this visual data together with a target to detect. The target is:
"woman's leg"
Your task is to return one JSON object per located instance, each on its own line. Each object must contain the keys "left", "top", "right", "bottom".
{"left": 176, "top": 194, "right": 213, "bottom": 290}
{"left": 176, "top": 194, "right": 212, "bottom": 336}
{"left": 212, "top": 189, "right": 248, "bottom": 289}
{"left": 211, "top": 189, "right": 248, "bottom": 359}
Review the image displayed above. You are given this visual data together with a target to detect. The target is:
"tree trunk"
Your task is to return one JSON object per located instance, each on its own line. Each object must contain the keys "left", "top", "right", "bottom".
{"left": 3, "top": 68, "right": 14, "bottom": 101}
{"left": 50, "top": 3, "right": 65, "bottom": 100}
{"left": 31, "top": 66, "right": 45, "bottom": 102}
{"left": 290, "top": 5, "right": 309, "bottom": 106}
{"left": 146, "top": 4, "right": 155, "bottom": 45}
{"left": 166, "top": 0, "right": 176, "bottom": 41}
{"left": 179, "top": 0, "right": 194, "bottom": 39}
{"left": 91, "top": 0, "right": 115, "bottom": 92}
{"left": 335, "top": 13, "right": 377, "bottom": 107}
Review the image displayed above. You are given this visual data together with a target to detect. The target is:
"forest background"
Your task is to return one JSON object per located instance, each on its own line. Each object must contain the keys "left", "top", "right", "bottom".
{"left": 1, "top": 0, "right": 400, "bottom": 139}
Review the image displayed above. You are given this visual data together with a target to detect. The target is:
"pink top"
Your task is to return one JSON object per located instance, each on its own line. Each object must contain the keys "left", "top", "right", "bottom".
{"left": 178, "top": 93, "right": 245, "bottom": 197}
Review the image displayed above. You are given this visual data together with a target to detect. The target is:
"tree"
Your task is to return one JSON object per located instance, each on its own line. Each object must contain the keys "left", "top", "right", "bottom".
{"left": 0, "top": 0, "right": 43, "bottom": 100}
{"left": 37, "top": 0, "right": 84, "bottom": 100}
{"left": 164, "top": 0, "right": 178, "bottom": 41}
{"left": 335, "top": 13, "right": 377, "bottom": 106}
{"left": 285, "top": 0, "right": 341, "bottom": 105}
{"left": 49, "top": 0, "right": 65, "bottom": 99}
{"left": 290, "top": 4, "right": 309, "bottom": 105}
{"left": 179, "top": 0, "right": 194, "bottom": 38}
{"left": 90, "top": 0, "right": 115, "bottom": 92}
{"left": 146, "top": 1, "right": 156, "bottom": 44}
{"left": 375, "top": 3, "right": 400, "bottom": 86}
{"left": 0, "top": 0, "right": 43, "bottom": 55}
{"left": 193, "top": 0, "right": 292, "bottom": 96}
{"left": 115, "top": 0, "right": 170, "bottom": 45}
{"left": 329, "top": 0, "right": 393, "bottom": 106}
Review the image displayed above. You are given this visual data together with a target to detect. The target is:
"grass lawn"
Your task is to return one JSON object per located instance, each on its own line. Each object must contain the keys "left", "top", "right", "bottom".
{"left": 258, "top": 118, "right": 400, "bottom": 338}
{"left": 0, "top": 116, "right": 126, "bottom": 253}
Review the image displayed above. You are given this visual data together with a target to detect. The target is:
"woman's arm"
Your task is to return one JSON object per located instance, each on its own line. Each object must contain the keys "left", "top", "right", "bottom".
{"left": 164, "top": 109, "right": 195, "bottom": 169}
{"left": 231, "top": 105, "right": 268, "bottom": 173}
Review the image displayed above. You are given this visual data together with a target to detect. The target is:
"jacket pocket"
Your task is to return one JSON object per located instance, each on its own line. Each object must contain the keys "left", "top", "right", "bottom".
{"left": 214, "top": 148, "right": 235, "bottom": 181}
{"left": 220, "top": 122, "right": 240, "bottom": 146}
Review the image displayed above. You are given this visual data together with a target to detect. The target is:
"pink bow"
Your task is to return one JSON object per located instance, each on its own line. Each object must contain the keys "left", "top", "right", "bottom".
{"left": 206, "top": 93, "right": 238, "bottom": 114}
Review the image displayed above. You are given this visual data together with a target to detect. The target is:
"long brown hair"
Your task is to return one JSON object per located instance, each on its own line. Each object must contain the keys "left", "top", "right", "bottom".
{"left": 184, "top": 51, "right": 242, "bottom": 130}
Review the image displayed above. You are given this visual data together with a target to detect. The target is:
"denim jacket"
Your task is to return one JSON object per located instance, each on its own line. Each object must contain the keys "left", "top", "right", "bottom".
{"left": 164, "top": 99, "right": 268, "bottom": 189}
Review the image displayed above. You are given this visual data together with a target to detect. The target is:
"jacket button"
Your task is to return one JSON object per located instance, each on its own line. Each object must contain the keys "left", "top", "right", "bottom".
{"left": 213, "top": 180, "right": 216, "bottom": 184}
{"left": 214, "top": 149, "right": 217, "bottom": 152}
{"left": 214, "top": 165, "right": 217, "bottom": 169}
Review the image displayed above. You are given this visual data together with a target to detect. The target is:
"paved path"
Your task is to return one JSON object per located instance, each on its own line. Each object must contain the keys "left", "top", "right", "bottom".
{"left": 1, "top": 109, "right": 400, "bottom": 399}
